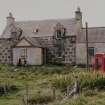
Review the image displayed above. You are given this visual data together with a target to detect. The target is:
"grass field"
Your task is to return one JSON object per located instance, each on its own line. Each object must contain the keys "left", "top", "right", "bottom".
{"left": 0, "top": 64, "right": 105, "bottom": 105}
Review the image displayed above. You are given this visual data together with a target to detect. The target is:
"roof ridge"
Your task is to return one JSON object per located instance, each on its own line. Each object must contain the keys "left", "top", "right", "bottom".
{"left": 15, "top": 18, "right": 75, "bottom": 23}
{"left": 82, "top": 27, "right": 105, "bottom": 29}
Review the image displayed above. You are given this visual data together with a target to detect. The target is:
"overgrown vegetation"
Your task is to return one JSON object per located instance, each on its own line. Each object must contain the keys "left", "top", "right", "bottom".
{"left": 51, "top": 71, "right": 105, "bottom": 92}
{"left": 0, "top": 64, "right": 105, "bottom": 105}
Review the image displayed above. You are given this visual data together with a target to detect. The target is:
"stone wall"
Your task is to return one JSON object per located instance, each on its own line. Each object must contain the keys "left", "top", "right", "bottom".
{"left": 0, "top": 35, "right": 76, "bottom": 65}
{"left": 41, "top": 36, "right": 76, "bottom": 65}
{"left": 0, "top": 38, "right": 20, "bottom": 64}
{"left": 64, "top": 36, "right": 76, "bottom": 65}
{"left": 0, "top": 39, "right": 12, "bottom": 64}
{"left": 39, "top": 36, "right": 57, "bottom": 63}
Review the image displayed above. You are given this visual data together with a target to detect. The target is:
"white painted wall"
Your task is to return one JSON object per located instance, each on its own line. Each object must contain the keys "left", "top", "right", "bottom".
{"left": 13, "top": 47, "right": 43, "bottom": 65}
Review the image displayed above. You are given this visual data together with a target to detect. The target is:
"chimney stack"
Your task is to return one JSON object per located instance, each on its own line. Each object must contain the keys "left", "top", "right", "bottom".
{"left": 75, "top": 7, "right": 82, "bottom": 21}
{"left": 6, "top": 12, "right": 15, "bottom": 26}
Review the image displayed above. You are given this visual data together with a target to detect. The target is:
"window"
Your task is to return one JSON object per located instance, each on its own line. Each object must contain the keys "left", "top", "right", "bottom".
{"left": 55, "top": 23, "right": 66, "bottom": 39}
{"left": 56, "top": 28, "right": 66, "bottom": 39}
{"left": 56, "top": 30, "right": 62, "bottom": 38}
{"left": 34, "top": 28, "right": 39, "bottom": 33}
{"left": 88, "top": 47, "right": 94, "bottom": 57}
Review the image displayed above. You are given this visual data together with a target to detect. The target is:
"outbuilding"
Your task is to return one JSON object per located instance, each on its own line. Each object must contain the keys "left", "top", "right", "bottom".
{"left": 12, "top": 37, "right": 46, "bottom": 65}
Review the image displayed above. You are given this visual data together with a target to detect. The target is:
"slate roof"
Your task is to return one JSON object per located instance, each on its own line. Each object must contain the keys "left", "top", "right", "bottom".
{"left": 1, "top": 24, "right": 21, "bottom": 38}
{"left": 1, "top": 18, "right": 76, "bottom": 38}
{"left": 77, "top": 27, "right": 105, "bottom": 43}
{"left": 16, "top": 37, "right": 47, "bottom": 48}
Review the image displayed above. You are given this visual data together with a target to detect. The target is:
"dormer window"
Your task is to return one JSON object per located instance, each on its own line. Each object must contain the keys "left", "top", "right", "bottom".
{"left": 33, "top": 28, "right": 39, "bottom": 34}
{"left": 54, "top": 23, "right": 66, "bottom": 39}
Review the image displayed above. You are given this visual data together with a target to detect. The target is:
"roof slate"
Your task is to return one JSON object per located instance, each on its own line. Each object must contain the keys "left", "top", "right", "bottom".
{"left": 15, "top": 37, "right": 46, "bottom": 48}
{"left": 1, "top": 18, "right": 76, "bottom": 38}
{"left": 77, "top": 27, "right": 105, "bottom": 43}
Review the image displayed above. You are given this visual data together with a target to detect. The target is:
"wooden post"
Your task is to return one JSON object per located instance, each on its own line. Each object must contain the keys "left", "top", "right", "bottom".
{"left": 86, "top": 22, "right": 89, "bottom": 70}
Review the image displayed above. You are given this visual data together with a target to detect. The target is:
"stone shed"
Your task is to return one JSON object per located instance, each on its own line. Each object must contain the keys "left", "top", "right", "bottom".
{"left": 13, "top": 37, "right": 46, "bottom": 65}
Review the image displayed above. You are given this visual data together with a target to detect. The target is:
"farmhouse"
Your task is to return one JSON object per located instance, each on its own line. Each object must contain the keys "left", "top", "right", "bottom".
{"left": 0, "top": 7, "right": 105, "bottom": 65}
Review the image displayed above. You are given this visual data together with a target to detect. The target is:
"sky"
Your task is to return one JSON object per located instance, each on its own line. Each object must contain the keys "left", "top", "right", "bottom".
{"left": 0, "top": 0, "right": 105, "bottom": 34}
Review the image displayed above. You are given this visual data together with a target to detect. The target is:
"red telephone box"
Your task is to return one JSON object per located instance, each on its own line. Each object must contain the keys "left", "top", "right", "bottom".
{"left": 92, "top": 53, "right": 105, "bottom": 72}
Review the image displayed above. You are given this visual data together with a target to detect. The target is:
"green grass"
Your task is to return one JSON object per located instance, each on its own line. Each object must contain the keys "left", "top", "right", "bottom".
{"left": 0, "top": 64, "right": 105, "bottom": 105}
